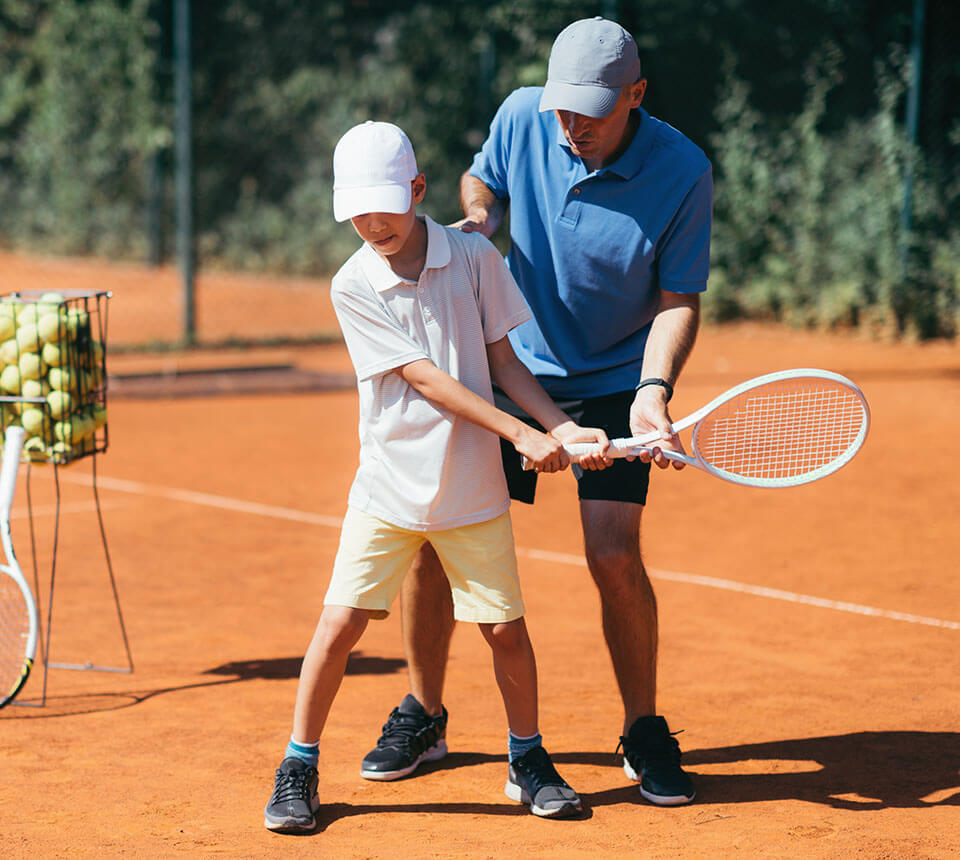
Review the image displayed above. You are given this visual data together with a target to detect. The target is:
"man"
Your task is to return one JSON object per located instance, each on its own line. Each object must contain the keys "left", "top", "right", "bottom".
{"left": 360, "top": 16, "right": 711, "bottom": 806}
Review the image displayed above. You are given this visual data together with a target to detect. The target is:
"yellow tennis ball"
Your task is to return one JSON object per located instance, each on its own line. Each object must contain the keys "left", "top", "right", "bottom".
{"left": 18, "top": 351, "right": 45, "bottom": 381}
{"left": 16, "top": 303, "right": 42, "bottom": 326}
{"left": 38, "top": 292, "right": 65, "bottom": 310}
{"left": 23, "top": 436, "right": 48, "bottom": 462}
{"left": 21, "top": 408, "right": 45, "bottom": 436}
{"left": 15, "top": 323, "right": 41, "bottom": 352}
{"left": 54, "top": 418, "right": 81, "bottom": 444}
{"left": 0, "top": 339, "right": 19, "bottom": 365}
{"left": 48, "top": 366, "right": 75, "bottom": 391}
{"left": 0, "top": 313, "right": 15, "bottom": 342}
{"left": 1, "top": 364, "right": 22, "bottom": 394}
{"left": 41, "top": 340, "right": 65, "bottom": 367}
{"left": 37, "top": 311, "right": 67, "bottom": 344}
{"left": 46, "top": 390, "right": 73, "bottom": 419}
{"left": 92, "top": 403, "right": 107, "bottom": 430}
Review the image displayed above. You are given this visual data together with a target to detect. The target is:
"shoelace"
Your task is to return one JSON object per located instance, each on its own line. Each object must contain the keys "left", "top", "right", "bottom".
{"left": 512, "top": 747, "right": 565, "bottom": 794}
{"left": 616, "top": 729, "right": 684, "bottom": 768}
{"left": 271, "top": 768, "right": 314, "bottom": 804}
{"left": 376, "top": 708, "right": 431, "bottom": 750}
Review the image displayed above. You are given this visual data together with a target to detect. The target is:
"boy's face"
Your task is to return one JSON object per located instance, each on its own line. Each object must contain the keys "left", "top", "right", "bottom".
{"left": 350, "top": 175, "right": 426, "bottom": 257}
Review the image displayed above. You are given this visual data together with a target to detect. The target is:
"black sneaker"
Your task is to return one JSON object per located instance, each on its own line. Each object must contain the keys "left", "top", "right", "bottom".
{"left": 263, "top": 757, "right": 320, "bottom": 832}
{"left": 618, "top": 715, "right": 695, "bottom": 805}
{"left": 360, "top": 694, "right": 448, "bottom": 781}
{"left": 504, "top": 745, "right": 582, "bottom": 818}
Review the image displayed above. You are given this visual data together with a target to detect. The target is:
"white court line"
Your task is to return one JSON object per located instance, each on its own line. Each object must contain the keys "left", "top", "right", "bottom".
{"left": 59, "top": 472, "right": 959, "bottom": 632}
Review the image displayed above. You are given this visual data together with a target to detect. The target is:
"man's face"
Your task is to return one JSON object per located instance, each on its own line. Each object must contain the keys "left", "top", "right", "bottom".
{"left": 553, "top": 80, "right": 646, "bottom": 167}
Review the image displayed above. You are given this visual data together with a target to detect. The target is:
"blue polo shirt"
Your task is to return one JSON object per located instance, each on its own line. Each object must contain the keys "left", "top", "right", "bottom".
{"left": 469, "top": 86, "right": 712, "bottom": 399}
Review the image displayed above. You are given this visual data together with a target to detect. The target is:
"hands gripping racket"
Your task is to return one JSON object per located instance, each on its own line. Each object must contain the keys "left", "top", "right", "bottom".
{"left": 565, "top": 369, "right": 869, "bottom": 488}
{"left": 0, "top": 426, "right": 37, "bottom": 708}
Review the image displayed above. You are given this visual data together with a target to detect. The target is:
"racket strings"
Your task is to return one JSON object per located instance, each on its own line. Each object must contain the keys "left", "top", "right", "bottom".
{"left": 694, "top": 382, "right": 866, "bottom": 480}
{"left": 0, "top": 571, "right": 31, "bottom": 697}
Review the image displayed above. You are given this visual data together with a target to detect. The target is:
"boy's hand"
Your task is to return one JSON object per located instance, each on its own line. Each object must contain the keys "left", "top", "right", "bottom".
{"left": 550, "top": 421, "right": 612, "bottom": 471}
{"left": 515, "top": 425, "right": 569, "bottom": 473}
{"left": 628, "top": 386, "right": 686, "bottom": 470}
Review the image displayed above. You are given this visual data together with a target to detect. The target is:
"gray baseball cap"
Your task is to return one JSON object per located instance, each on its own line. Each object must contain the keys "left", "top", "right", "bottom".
{"left": 538, "top": 17, "right": 641, "bottom": 118}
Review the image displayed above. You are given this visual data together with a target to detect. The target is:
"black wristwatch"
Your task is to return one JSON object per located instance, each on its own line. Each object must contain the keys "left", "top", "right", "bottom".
{"left": 635, "top": 377, "right": 674, "bottom": 402}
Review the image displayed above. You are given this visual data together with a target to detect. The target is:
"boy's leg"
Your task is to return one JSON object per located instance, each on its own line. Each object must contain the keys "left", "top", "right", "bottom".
{"left": 293, "top": 605, "right": 371, "bottom": 742}
{"left": 265, "top": 605, "right": 369, "bottom": 833}
{"left": 359, "top": 545, "right": 453, "bottom": 781}
{"left": 480, "top": 617, "right": 581, "bottom": 819}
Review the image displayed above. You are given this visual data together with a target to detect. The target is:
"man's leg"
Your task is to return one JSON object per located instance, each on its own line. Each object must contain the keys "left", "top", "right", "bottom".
{"left": 580, "top": 497, "right": 694, "bottom": 805}
{"left": 400, "top": 542, "right": 455, "bottom": 716}
{"left": 359, "top": 544, "right": 454, "bottom": 780}
{"left": 579, "top": 499, "right": 656, "bottom": 731}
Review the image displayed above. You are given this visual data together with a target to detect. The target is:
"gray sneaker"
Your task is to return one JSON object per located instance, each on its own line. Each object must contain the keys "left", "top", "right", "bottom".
{"left": 504, "top": 745, "right": 582, "bottom": 818}
{"left": 263, "top": 757, "right": 320, "bottom": 832}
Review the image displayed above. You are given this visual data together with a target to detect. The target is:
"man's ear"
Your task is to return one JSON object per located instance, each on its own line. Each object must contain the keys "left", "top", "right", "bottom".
{"left": 630, "top": 79, "right": 647, "bottom": 108}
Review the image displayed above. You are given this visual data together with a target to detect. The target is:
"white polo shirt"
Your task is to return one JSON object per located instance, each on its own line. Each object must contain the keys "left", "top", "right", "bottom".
{"left": 331, "top": 216, "right": 531, "bottom": 531}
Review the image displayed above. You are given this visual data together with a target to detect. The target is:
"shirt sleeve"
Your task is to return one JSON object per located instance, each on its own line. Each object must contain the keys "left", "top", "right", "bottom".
{"left": 331, "top": 277, "right": 428, "bottom": 383}
{"left": 471, "top": 235, "right": 531, "bottom": 343}
{"left": 656, "top": 165, "right": 713, "bottom": 294}
{"left": 468, "top": 90, "right": 527, "bottom": 199}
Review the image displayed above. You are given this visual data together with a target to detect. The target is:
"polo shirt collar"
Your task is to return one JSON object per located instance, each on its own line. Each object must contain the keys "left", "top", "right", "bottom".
{"left": 358, "top": 215, "right": 451, "bottom": 291}
{"left": 553, "top": 107, "right": 654, "bottom": 180}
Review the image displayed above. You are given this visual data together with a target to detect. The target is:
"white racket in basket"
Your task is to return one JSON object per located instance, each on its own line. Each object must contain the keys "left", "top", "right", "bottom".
{"left": 0, "top": 426, "right": 37, "bottom": 708}
{"left": 562, "top": 368, "right": 870, "bottom": 488}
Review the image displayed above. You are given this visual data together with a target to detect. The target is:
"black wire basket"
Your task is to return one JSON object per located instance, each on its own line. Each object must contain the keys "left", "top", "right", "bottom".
{"left": 0, "top": 289, "right": 110, "bottom": 466}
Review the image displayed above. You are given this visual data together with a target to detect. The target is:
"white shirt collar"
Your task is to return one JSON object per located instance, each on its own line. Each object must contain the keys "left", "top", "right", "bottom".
{"left": 358, "top": 215, "right": 451, "bottom": 292}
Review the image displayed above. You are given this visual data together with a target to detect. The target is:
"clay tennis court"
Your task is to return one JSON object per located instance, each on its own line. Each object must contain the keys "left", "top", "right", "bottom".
{"left": 1, "top": 252, "right": 958, "bottom": 858}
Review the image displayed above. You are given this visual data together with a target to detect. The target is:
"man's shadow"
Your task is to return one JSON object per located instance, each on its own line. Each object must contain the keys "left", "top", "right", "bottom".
{"left": 553, "top": 731, "right": 960, "bottom": 810}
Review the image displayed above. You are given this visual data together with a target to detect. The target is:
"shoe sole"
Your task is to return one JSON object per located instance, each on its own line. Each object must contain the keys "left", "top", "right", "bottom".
{"left": 360, "top": 738, "right": 448, "bottom": 781}
{"left": 623, "top": 760, "right": 695, "bottom": 806}
{"left": 263, "top": 796, "right": 321, "bottom": 832}
{"left": 504, "top": 780, "right": 582, "bottom": 818}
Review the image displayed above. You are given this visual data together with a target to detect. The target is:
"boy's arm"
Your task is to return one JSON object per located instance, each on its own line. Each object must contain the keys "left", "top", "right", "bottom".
{"left": 396, "top": 358, "right": 569, "bottom": 473}
{"left": 485, "top": 336, "right": 611, "bottom": 470}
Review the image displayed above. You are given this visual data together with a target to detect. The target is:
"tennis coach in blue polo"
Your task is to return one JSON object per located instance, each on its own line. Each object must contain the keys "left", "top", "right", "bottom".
{"left": 366, "top": 16, "right": 712, "bottom": 807}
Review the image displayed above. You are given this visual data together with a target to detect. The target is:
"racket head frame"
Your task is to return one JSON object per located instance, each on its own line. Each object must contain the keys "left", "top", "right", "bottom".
{"left": 0, "top": 426, "right": 37, "bottom": 708}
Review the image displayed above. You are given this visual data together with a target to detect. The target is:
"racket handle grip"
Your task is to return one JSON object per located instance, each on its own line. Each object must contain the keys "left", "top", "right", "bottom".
{"left": 564, "top": 438, "right": 654, "bottom": 458}
{"left": 0, "top": 426, "right": 25, "bottom": 515}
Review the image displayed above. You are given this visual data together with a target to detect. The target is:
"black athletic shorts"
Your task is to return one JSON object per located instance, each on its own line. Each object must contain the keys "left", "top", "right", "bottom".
{"left": 493, "top": 386, "right": 651, "bottom": 506}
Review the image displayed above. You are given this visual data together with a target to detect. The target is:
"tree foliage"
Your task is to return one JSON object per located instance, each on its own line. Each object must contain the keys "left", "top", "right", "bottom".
{"left": 0, "top": 0, "right": 956, "bottom": 337}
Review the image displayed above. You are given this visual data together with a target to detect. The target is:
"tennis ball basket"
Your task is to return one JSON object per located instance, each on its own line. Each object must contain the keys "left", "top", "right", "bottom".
{"left": 0, "top": 289, "right": 110, "bottom": 466}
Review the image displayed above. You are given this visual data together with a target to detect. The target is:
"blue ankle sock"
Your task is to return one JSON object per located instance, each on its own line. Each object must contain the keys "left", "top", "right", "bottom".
{"left": 285, "top": 736, "right": 319, "bottom": 767}
{"left": 508, "top": 731, "right": 542, "bottom": 763}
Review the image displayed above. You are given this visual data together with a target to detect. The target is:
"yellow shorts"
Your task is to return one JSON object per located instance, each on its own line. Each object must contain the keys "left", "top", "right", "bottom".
{"left": 324, "top": 507, "right": 524, "bottom": 624}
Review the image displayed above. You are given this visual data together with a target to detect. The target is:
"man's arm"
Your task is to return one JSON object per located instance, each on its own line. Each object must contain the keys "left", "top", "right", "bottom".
{"left": 629, "top": 290, "right": 700, "bottom": 470}
{"left": 397, "top": 358, "right": 569, "bottom": 472}
{"left": 452, "top": 172, "right": 508, "bottom": 238}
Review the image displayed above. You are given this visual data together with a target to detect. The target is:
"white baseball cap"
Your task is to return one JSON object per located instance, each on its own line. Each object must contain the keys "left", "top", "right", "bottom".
{"left": 333, "top": 121, "right": 419, "bottom": 222}
{"left": 538, "top": 17, "right": 641, "bottom": 118}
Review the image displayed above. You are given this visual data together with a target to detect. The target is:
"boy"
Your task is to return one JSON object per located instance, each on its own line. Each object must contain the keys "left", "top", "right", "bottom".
{"left": 263, "top": 121, "right": 610, "bottom": 833}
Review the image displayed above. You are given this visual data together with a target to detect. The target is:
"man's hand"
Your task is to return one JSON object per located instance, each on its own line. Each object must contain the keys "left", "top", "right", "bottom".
{"left": 549, "top": 420, "right": 612, "bottom": 471}
{"left": 450, "top": 213, "right": 495, "bottom": 238}
{"left": 628, "top": 386, "right": 686, "bottom": 470}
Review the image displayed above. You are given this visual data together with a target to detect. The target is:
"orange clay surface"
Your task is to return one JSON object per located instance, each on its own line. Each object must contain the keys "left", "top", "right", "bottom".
{"left": 1, "top": 251, "right": 959, "bottom": 858}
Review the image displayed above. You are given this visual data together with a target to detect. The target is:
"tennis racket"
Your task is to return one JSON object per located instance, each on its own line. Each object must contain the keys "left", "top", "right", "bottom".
{"left": 562, "top": 368, "right": 870, "bottom": 488}
{"left": 0, "top": 426, "right": 37, "bottom": 708}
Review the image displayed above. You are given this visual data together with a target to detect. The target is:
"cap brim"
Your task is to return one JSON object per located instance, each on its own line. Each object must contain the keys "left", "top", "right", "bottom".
{"left": 333, "top": 183, "right": 412, "bottom": 223}
{"left": 538, "top": 81, "right": 621, "bottom": 118}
